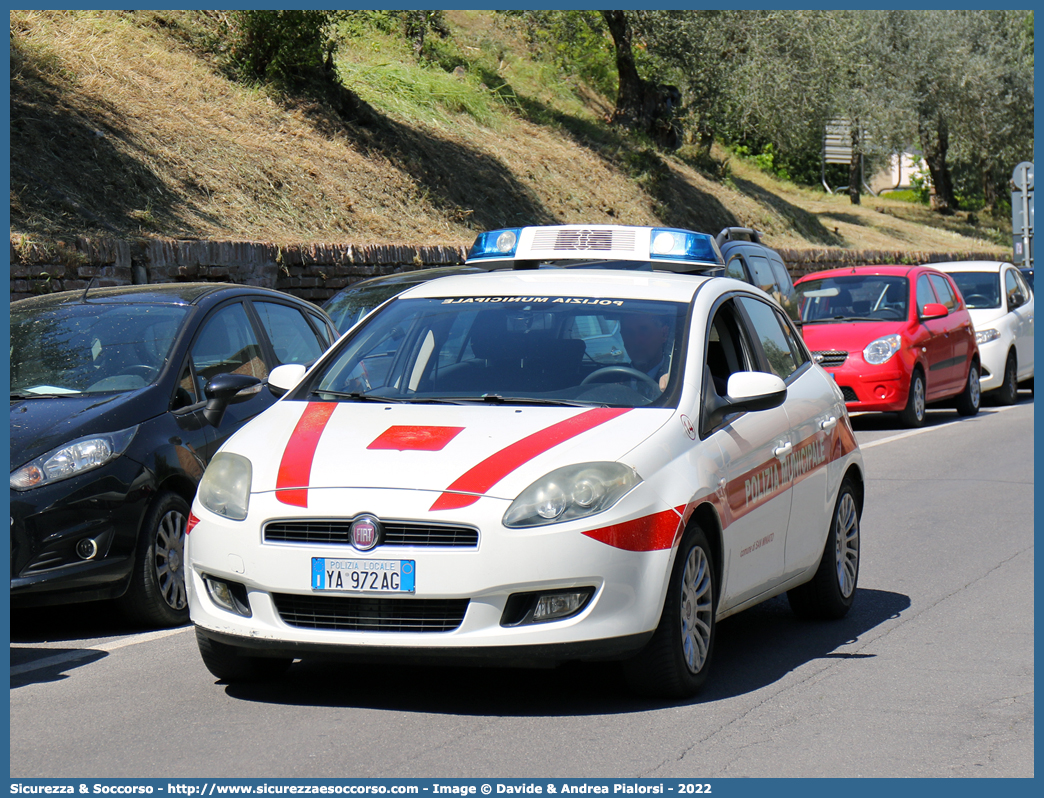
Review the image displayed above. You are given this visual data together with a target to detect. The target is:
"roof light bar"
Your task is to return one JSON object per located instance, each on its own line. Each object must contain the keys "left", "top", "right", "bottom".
{"left": 468, "top": 228, "right": 522, "bottom": 260}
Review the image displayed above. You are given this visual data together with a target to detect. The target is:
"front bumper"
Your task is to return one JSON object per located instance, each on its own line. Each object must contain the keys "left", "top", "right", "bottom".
{"left": 975, "top": 336, "right": 1010, "bottom": 391}
{"left": 823, "top": 355, "right": 912, "bottom": 413}
{"left": 10, "top": 458, "right": 151, "bottom": 606}
{"left": 187, "top": 486, "right": 676, "bottom": 662}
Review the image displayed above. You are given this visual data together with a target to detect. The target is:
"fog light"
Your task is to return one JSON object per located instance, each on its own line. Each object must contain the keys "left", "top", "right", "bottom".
{"left": 203, "top": 575, "right": 252, "bottom": 617}
{"left": 533, "top": 592, "right": 588, "bottom": 621}
{"left": 501, "top": 587, "right": 595, "bottom": 626}
{"left": 75, "top": 538, "right": 98, "bottom": 560}
{"left": 875, "top": 385, "right": 888, "bottom": 399}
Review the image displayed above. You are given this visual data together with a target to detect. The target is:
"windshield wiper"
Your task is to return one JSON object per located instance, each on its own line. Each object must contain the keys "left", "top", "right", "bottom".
{"left": 10, "top": 390, "right": 81, "bottom": 399}
{"left": 475, "top": 394, "right": 602, "bottom": 407}
{"left": 310, "top": 389, "right": 407, "bottom": 403}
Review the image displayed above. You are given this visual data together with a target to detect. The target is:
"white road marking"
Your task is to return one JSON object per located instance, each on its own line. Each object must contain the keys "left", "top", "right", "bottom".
{"left": 857, "top": 404, "right": 1025, "bottom": 450}
{"left": 10, "top": 625, "right": 192, "bottom": 677}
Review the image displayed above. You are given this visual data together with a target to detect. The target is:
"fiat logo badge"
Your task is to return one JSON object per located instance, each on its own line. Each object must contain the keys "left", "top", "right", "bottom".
{"left": 350, "top": 515, "right": 381, "bottom": 551}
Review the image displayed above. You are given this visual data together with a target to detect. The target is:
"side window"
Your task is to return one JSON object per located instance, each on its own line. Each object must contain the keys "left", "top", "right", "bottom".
{"left": 928, "top": 274, "right": 957, "bottom": 310}
{"left": 191, "top": 303, "right": 268, "bottom": 390}
{"left": 916, "top": 275, "right": 938, "bottom": 313}
{"left": 172, "top": 362, "right": 198, "bottom": 410}
{"left": 1005, "top": 269, "right": 1024, "bottom": 309}
{"left": 705, "top": 300, "right": 755, "bottom": 396}
{"left": 747, "top": 255, "right": 778, "bottom": 294}
{"left": 1013, "top": 269, "right": 1032, "bottom": 299}
{"left": 725, "top": 256, "right": 748, "bottom": 282}
{"left": 253, "top": 301, "right": 325, "bottom": 365}
{"left": 736, "top": 296, "right": 800, "bottom": 381}
{"left": 308, "top": 312, "right": 334, "bottom": 345}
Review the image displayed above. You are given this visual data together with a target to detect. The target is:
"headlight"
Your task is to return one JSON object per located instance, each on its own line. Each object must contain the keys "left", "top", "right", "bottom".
{"left": 863, "top": 334, "right": 902, "bottom": 365}
{"left": 503, "top": 463, "right": 640, "bottom": 528}
{"left": 976, "top": 328, "right": 1000, "bottom": 345}
{"left": 10, "top": 426, "right": 138, "bottom": 491}
{"left": 197, "top": 452, "right": 252, "bottom": 521}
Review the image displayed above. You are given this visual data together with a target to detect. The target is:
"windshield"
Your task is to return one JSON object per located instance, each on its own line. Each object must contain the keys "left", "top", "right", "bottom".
{"left": 795, "top": 275, "right": 909, "bottom": 323}
{"left": 302, "top": 296, "right": 687, "bottom": 408}
{"left": 324, "top": 282, "right": 423, "bottom": 334}
{"left": 11, "top": 303, "right": 188, "bottom": 396}
{"left": 947, "top": 272, "right": 1001, "bottom": 309}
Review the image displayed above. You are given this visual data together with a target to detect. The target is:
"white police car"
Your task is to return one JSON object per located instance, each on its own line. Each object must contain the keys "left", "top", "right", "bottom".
{"left": 187, "top": 226, "right": 864, "bottom": 698}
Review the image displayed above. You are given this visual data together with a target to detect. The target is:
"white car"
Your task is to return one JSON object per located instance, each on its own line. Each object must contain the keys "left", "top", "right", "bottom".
{"left": 938, "top": 261, "right": 1034, "bottom": 403}
{"left": 186, "top": 226, "right": 865, "bottom": 698}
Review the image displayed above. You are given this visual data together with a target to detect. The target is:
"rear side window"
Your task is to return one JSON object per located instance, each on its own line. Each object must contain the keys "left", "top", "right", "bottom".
{"left": 725, "top": 256, "right": 748, "bottom": 282}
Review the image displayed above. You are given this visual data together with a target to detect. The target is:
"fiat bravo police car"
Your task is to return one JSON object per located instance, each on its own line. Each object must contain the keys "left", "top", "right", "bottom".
{"left": 187, "top": 226, "right": 865, "bottom": 698}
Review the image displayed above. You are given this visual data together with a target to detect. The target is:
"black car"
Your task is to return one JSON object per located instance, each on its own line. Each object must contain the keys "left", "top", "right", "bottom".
{"left": 716, "top": 227, "right": 799, "bottom": 321}
{"left": 10, "top": 283, "right": 337, "bottom": 626}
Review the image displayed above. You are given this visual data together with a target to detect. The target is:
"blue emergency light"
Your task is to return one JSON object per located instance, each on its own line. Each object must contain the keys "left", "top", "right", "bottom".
{"left": 468, "top": 228, "right": 522, "bottom": 260}
{"left": 650, "top": 228, "right": 722, "bottom": 264}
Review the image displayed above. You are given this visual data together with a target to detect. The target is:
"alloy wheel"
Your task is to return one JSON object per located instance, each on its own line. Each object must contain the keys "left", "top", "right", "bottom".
{"left": 834, "top": 492, "right": 860, "bottom": 598}
{"left": 680, "top": 545, "right": 714, "bottom": 674}
{"left": 154, "top": 509, "right": 187, "bottom": 611}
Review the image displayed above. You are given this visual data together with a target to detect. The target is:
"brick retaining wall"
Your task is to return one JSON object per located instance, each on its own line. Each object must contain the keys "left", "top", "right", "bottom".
{"left": 8, "top": 236, "right": 1010, "bottom": 304}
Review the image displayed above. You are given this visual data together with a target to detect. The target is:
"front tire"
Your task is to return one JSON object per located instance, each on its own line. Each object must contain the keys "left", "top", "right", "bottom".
{"left": 899, "top": 368, "right": 926, "bottom": 428}
{"left": 995, "top": 353, "right": 1018, "bottom": 405}
{"left": 623, "top": 525, "right": 716, "bottom": 699}
{"left": 788, "top": 478, "right": 860, "bottom": 620}
{"left": 118, "top": 491, "right": 190, "bottom": 628}
{"left": 955, "top": 361, "right": 981, "bottom": 416}
{"left": 196, "top": 628, "right": 293, "bottom": 682}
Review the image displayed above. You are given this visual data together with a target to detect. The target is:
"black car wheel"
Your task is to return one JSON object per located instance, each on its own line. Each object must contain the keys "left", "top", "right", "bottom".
{"left": 955, "top": 362, "right": 981, "bottom": 416}
{"left": 995, "top": 353, "right": 1018, "bottom": 405}
{"left": 119, "top": 491, "right": 190, "bottom": 628}
{"left": 623, "top": 524, "right": 716, "bottom": 698}
{"left": 898, "top": 368, "right": 926, "bottom": 428}
{"left": 196, "top": 628, "right": 293, "bottom": 682}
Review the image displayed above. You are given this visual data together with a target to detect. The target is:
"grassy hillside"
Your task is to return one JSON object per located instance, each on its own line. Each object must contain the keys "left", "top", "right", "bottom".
{"left": 9, "top": 9, "right": 1012, "bottom": 256}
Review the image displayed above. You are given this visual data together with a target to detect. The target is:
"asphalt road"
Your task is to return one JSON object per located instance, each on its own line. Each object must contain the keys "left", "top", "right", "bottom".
{"left": 9, "top": 393, "right": 1035, "bottom": 779}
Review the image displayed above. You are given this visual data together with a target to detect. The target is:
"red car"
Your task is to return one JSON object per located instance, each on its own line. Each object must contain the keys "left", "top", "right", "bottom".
{"left": 793, "top": 265, "right": 980, "bottom": 427}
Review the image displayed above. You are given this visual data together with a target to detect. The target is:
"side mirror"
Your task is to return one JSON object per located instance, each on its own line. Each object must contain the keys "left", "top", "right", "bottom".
{"left": 920, "top": 302, "right": 949, "bottom": 320}
{"left": 1010, "top": 291, "right": 1024, "bottom": 309}
{"left": 203, "top": 373, "right": 262, "bottom": 427}
{"left": 702, "top": 369, "right": 788, "bottom": 435}
{"left": 268, "top": 363, "right": 308, "bottom": 398}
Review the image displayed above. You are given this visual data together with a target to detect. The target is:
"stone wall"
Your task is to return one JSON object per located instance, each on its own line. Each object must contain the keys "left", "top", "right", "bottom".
{"left": 8, "top": 235, "right": 1009, "bottom": 304}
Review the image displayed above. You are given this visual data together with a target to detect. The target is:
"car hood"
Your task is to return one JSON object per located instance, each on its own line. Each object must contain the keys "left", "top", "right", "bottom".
{"left": 224, "top": 401, "right": 673, "bottom": 504}
{"left": 10, "top": 389, "right": 160, "bottom": 471}
{"left": 966, "top": 307, "right": 1008, "bottom": 328}
{"left": 800, "top": 320, "right": 908, "bottom": 351}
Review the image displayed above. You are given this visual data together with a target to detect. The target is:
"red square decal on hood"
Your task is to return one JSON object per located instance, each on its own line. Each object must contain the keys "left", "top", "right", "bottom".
{"left": 368, "top": 425, "right": 465, "bottom": 451}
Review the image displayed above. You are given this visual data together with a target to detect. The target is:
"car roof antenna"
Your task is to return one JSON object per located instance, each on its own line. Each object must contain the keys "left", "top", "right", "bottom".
{"left": 79, "top": 277, "right": 97, "bottom": 303}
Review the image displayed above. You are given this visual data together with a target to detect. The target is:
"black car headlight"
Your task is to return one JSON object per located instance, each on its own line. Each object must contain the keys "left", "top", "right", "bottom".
{"left": 10, "top": 426, "right": 138, "bottom": 491}
{"left": 502, "top": 462, "right": 640, "bottom": 528}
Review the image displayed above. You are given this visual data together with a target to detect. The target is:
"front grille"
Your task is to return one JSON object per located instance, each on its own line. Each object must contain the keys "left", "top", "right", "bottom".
{"left": 273, "top": 594, "right": 469, "bottom": 632}
{"left": 264, "top": 520, "right": 479, "bottom": 548}
{"left": 812, "top": 350, "right": 848, "bottom": 367}
{"left": 532, "top": 228, "right": 636, "bottom": 252}
{"left": 840, "top": 386, "right": 859, "bottom": 403}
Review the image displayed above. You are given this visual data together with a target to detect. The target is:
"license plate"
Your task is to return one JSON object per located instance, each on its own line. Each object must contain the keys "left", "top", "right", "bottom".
{"left": 311, "top": 558, "right": 415, "bottom": 593}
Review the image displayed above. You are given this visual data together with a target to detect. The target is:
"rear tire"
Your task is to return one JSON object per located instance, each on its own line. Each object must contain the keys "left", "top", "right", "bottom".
{"left": 898, "top": 369, "right": 926, "bottom": 428}
{"left": 623, "top": 525, "right": 716, "bottom": 699}
{"left": 788, "top": 478, "right": 860, "bottom": 620}
{"left": 955, "top": 361, "right": 981, "bottom": 416}
{"left": 196, "top": 628, "right": 293, "bottom": 682}
{"left": 995, "top": 353, "right": 1018, "bottom": 405}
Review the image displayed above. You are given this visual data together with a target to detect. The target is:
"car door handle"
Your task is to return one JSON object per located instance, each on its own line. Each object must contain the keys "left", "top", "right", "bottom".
{"left": 820, "top": 416, "right": 837, "bottom": 431}
{"left": 773, "top": 442, "right": 793, "bottom": 458}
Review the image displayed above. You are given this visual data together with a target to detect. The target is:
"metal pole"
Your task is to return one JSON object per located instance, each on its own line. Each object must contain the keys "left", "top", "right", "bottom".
{"left": 1021, "top": 164, "right": 1031, "bottom": 268}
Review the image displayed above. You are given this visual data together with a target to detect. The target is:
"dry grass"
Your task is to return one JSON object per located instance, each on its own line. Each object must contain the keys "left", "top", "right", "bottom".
{"left": 9, "top": 10, "right": 1011, "bottom": 256}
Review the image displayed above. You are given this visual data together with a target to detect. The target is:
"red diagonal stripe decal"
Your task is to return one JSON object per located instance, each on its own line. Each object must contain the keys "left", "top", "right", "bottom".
{"left": 368, "top": 425, "right": 464, "bottom": 451}
{"left": 430, "top": 408, "right": 631, "bottom": 511}
{"left": 276, "top": 402, "right": 337, "bottom": 507}
{"left": 582, "top": 506, "right": 685, "bottom": 552}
